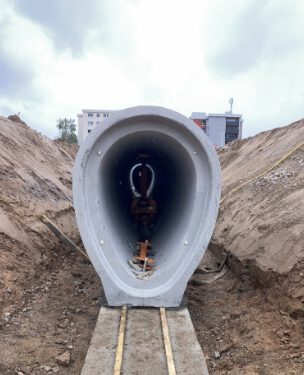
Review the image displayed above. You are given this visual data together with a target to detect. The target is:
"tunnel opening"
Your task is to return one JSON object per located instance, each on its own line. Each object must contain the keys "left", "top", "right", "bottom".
{"left": 100, "top": 130, "right": 196, "bottom": 274}
{"left": 74, "top": 106, "right": 221, "bottom": 305}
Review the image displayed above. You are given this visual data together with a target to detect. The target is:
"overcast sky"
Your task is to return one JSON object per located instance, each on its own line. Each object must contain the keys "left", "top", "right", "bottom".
{"left": 0, "top": 0, "right": 303, "bottom": 138}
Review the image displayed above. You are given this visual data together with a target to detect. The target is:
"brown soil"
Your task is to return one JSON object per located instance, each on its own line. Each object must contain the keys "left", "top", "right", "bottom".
{"left": 1, "top": 115, "right": 304, "bottom": 374}
{"left": 213, "top": 119, "right": 304, "bottom": 316}
{"left": 0, "top": 242, "right": 103, "bottom": 375}
{"left": 218, "top": 125, "right": 304, "bottom": 275}
{"left": 188, "top": 250, "right": 304, "bottom": 375}
{"left": 0, "top": 115, "right": 102, "bottom": 374}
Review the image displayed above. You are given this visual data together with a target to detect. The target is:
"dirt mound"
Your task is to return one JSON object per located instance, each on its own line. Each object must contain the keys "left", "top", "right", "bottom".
{"left": 0, "top": 115, "right": 104, "bottom": 374}
{"left": 212, "top": 118, "right": 304, "bottom": 315}
{"left": 0, "top": 115, "right": 79, "bottom": 309}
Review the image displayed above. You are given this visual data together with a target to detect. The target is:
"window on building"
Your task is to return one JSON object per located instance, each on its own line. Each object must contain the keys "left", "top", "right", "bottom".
{"left": 97, "top": 113, "right": 100, "bottom": 117}
{"left": 88, "top": 121, "right": 93, "bottom": 126}
{"left": 226, "top": 117, "right": 239, "bottom": 125}
{"left": 88, "top": 130, "right": 92, "bottom": 133}
{"left": 226, "top": 125, "right": 239, "bottom": 133}
{"left": 202, "top": 119, "right": 207, "bottom": 133}
{"left": 225, "top": 117, "right": 239, "bottom": 144}
{"left": 96, "top": 122, "right": 100, "bottom": 125}
{"left": 225, "top": 133, "right": 237, "bottom": 142}
{"left": 103, "top": 113, "right": 108, "bottom": 117}
{"left": 88, "top": 113, "right": 93, "bottom": 117}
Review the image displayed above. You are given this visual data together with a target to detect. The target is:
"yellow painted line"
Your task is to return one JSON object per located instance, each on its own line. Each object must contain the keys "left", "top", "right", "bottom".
{"left": 160, "top": 307, "right": 176, "bottom": 375}
{"left": 113, "top": 305, "right": 127, "bottom": 375}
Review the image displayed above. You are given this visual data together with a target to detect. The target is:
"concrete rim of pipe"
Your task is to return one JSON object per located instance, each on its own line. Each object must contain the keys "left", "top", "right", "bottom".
{"left": 73, "top": 106, "right": 221, "bottom": 307}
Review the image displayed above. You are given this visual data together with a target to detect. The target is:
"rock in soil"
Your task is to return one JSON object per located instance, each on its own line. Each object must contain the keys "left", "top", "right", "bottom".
{"left": 56, "top": 351, "right": 71, "bottom": 367}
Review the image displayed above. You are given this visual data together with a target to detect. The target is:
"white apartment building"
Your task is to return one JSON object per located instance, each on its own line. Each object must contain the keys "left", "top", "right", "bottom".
{"left": 77, "top": 107, "right": 243, "bottom": 147}
{"left": 77, "top": 109, "right": 117, "bottom": 145}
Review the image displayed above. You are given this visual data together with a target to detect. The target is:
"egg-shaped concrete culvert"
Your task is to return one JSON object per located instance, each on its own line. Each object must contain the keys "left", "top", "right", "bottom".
{"left": 73, "top": 106, "right": 221, "bottom": 307}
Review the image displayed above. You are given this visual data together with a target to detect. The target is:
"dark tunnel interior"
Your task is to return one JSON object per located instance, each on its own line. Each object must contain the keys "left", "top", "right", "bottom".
{"left": 99, "top": 130, "right": 196, "bottom": 264}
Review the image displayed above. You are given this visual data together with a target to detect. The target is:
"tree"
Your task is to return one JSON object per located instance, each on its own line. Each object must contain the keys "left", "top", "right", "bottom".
{"left": 56, "top": 118, "right": 78, "bottom": 144}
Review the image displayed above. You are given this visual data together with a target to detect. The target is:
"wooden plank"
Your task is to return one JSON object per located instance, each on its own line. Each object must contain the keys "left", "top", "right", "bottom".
{"left": 160, "top": 307, "right": 176, "bottom": 375}
{"left": 113, "top": 305, "right": 127, "bottom": 375}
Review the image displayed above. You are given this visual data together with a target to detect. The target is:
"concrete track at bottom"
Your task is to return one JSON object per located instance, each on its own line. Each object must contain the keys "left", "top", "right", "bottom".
{"left": 81, "top": 306, "right": 209, "bottom": 375}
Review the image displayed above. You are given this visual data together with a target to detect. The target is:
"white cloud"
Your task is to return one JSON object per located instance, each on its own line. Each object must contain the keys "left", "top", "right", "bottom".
{"left": 0, "top": 0, "right": 303, "bottom": 138}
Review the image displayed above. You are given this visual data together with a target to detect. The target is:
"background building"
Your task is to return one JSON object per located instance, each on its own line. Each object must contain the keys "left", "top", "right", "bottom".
{"left": 77, "top": 107, "right": 243, "bottom": 147}
{"left": 190, "top": 111, "right": 243, "bottom": 147}
{"left": 77, "top": 109, "right": 116, "bottom": 144}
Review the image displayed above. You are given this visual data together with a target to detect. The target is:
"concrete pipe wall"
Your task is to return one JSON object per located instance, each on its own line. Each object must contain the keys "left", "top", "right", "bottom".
{"left": 73, "top": 106, "right": 221, "bottom": 307}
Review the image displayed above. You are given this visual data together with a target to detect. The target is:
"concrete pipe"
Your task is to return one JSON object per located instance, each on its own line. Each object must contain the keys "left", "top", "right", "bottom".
{"left": 73, "top": 106, "right": 221, "bottom": 307}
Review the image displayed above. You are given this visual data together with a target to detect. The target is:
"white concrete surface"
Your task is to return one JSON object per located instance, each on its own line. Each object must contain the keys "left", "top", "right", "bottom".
{"left": 81, "top": 306, "right": 209, "bottom": 375}
{"left": 167, "top": 309, "right": 209, "bottom": 374}
{"left": 80, "top": 308, "right": 120, "bottom": 375}
{"left": 73, "top": 105, "right": 221, "bottom": 307}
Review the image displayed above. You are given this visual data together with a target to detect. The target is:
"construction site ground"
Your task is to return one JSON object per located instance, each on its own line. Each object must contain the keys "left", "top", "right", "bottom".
{"left": 1, "top": 115, "right": 304, "bottom": 374}
{"left": 1, "top": 246, "right": 303, "bottom": 375}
